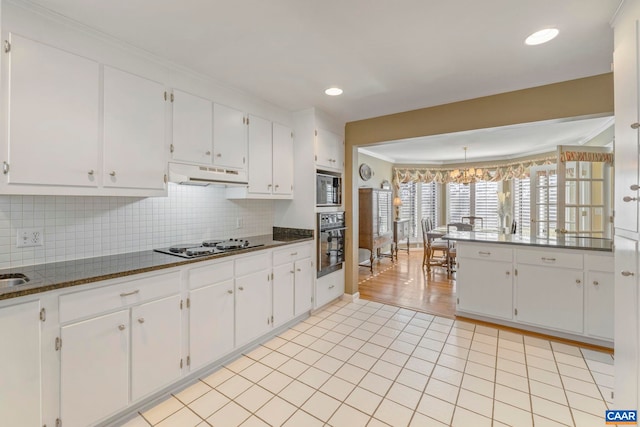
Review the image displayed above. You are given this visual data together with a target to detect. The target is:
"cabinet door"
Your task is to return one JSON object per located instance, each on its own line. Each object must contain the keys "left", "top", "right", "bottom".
{"left": 315, "top": 128, "right": 342, "bottom": 170}
{"left": 273, "top": 263, "right": 295, "bottom": 328}
{"left": 615, "top": 236, "right": 639, "bottom": 410}
{"left": 247, "top": 115, "right": 273, "bottom": 194}
{"left": 61, "top": 310, "right": 129, "bottom": 427}
{"left": 614, "top": 15, "right": 640, "bottom": 234}
{"left": 7, "top": 34, "right": 99, "bottom": 187}
{"left": 213, "top": 103, "right": 247, "bottom": 169}
{"left": 131, "top": 295, "right": 182, "bottom": 401}
{"left": 172, "top": 89, "right": 213, "bottom": 164}
{"left": 103, "top": 66, "right": 166, "bottom": 190}
{"left": 189, "top": 280, "right": 235, "bottom": 371}
{"left": 273, "top": 123, "right": 294, "bottom": 196}
{"left": 294, "top": 257, "right": 313, "bottom": 315}
{"left": 456, "top": 258, "right": 513, "bottom": 320}
{"left": 235, "top": 270, "right": 271, "bottom": 347}
{"left": 516, "top": 265, "right": 583, "bottom": 334}
{"left": 586, "top": 271, "right": 614, "bottom": 340}
{"left": 0, "top": 300, "right": 42, "bottom": 427}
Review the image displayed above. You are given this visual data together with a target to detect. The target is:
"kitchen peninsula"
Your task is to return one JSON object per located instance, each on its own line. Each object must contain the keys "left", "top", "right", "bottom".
{"left": 445, "top": 231, "right": 614, "bottom": 347}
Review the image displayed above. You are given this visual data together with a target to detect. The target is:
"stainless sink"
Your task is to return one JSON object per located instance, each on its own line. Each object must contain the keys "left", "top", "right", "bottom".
{"left": 0, "top": 274, "right": 29, "bottom": 287}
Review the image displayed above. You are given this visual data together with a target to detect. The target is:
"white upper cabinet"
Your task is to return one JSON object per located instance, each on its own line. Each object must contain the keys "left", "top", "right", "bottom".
{"left": 6, "top": 34, "right": 99, "bottom": 187}
{"left": 103, "top": 66, "right": 167, "bottom": 191}
{"left": 247, "top": 114, "right": 273, "bottom": 194}
{"left": 213, "top": 103, "right": 247, "bottom": 170}
{"left": 171, "top": 89, "right": 213, "bottom": 165}
{"left": 315, "top": 128, "right": 344, "bottom": 171}
{"left": 273, "top": 122, "right": 294, "bottom": 196}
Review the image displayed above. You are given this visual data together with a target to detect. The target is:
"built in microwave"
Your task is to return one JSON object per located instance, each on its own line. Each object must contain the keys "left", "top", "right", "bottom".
{"left": 316, "top": 171, "right": 342, "bottom": 206}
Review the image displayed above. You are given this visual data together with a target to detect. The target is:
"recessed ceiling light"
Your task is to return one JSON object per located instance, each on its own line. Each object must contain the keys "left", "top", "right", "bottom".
{"left": 525, "top": 28, "right": 559, "bottom": 45}
{"left": 325, "top": 87, "right": 343, "bottom": 96}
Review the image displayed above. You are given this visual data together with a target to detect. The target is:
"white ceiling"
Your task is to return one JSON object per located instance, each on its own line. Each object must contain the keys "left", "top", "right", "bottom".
{"left": 359, "top": 116, "right": 615, "bottom": 164}
{"left": 26, "top": 0, "right": 620, "bottom": 123}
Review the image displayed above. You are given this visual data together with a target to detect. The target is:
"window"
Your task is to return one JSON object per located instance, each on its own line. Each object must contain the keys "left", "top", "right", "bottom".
{"left": 474, "top": 181, "right": 499, "bottom": 229}
{"left": 398, "top": 181, "right": 440, "bottom": 238}
{"left": 447, "top": 183, "right": 471, "bottom": 223}
{"left": 530, "top": 165, "right": 558, "bottom": 238}
{"left": 513, "top": 177, "right": 531, "bottom": 237}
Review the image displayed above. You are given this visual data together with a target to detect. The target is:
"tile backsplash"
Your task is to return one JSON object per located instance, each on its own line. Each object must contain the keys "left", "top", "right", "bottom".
{"left": 0, "top": 184, "right": 275, "bottom": 269}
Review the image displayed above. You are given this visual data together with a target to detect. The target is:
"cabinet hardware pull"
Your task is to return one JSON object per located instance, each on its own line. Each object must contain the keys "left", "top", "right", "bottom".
{"left": 478, "top": 251, "right": 491, "bottom": 256}
{"left": 631, "top": 122, "right": 640, "bottom": 129}
{"left": 593, "top": 281, "right": 599, "bottom": 286}
{"left": 170, "top": 144, "right": 174, "bottom": 153}
{"left": 120, "top": 290, "right": 140, "bottom": 297}
{"left": 118, "top": 324, "right": 126, "bottom": 331}
{"left": 3, "top": 40, "right": 10, "bottom": 53}
{"left": 238, "top": 286, "right": 244, "bottom": 291}
{"left": 290, "top": 252, "right": 298, "bottom": 256}
{"left": 297, "top": 268, "right": 301, "bottom": 272}
{"left": 109, "top": 171, "right": 116, "bottom": 177}
{"left": 268, "top": 184, "right": 272, "bottom": 188}
{"left": 2, "top": 162, "right": 9, "bottom": 175}
{"left": 275, "top": 184, "right": 279, "bottom": 189}
{"left": 290, "top": 270, "right": 295, "bottom": 274}
{"left": 506, "top": 271, "right": 510, "bottom": 275}
{"left": 138, "top": 318, "right": 145, "bottom": 324}
{"left": 631, "top": 184, "right": 640, "bottom": 191}
{"left": 575, "top": 279, "right": 581, "bottom": 284}
{"left": 227, "top": 289, "right": 233, "bottom": 294}
{"left": 329, "top": 285, "right": 335, "bottom": 289}
{"left": 621, "top": 270, "right": 635, "bottom": 277}
{"left": 205, "top": 151, "right": 211, "bottom": 155}
{"left": 216, "top": 153, "right": 222, "bottom": 157}
{"left": 541, "top": 257, "right": 556, "bottom": 262}
{"left": 623, "top": 196, "right": 638, "bottom": 202}
{"left": 88, "top": 170, "right": 94, "bottom": 176}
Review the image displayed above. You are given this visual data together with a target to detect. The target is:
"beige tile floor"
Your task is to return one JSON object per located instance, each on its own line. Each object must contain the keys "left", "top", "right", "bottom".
{"left": 119, "top": 299, "right": 614, "bottom": 427}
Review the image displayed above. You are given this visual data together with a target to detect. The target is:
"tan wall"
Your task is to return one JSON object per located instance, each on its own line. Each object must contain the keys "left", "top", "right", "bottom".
{"left": 343, "top": 73, "right": 614, "bottom": 296}
{"left": 357, "top": 152, "right": 393, "bottom": 189}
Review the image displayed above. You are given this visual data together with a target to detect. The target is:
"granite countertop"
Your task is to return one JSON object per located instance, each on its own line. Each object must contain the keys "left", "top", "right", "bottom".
{"left": 0, "top": 232, "right": 313, "bottom": 301}
{"left": 442, "top": 231, "right": 613, "bottom": 252}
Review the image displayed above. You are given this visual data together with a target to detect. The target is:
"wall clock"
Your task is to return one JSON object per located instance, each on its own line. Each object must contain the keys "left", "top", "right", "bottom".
{"left": 359, "top": 163, "right": 372, "bottom": 181}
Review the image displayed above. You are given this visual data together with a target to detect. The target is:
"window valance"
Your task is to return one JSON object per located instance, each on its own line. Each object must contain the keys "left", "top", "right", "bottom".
{"left": 559, "top": 150, "right": 613, "bottom": 164}
{"left": 393, "top": 155, "right": 557, "bottom": 186}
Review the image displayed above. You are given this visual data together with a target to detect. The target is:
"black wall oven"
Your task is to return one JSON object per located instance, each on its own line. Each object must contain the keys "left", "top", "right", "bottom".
{"left": 317, "top": 212, "right": 346, "bottom": 277}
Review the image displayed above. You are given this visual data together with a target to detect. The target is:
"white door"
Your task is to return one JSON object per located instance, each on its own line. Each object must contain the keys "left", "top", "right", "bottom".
{"left": 272, "top": 263, "right": 294, "bottom": 328}
{"left": 61, "top": 310, "right": 129, "bottom": 427}
{"left": 294, "top": 257, "right": 313, "bottom": 315}
{"left": 7, "top": 34, "right": 99, "bottom": 187}
{"left": 103, "top": 66, "right": 166, "bottom": 190}
{"left": 235, "top": 271, "right": 271, "bottom": 347}
{"left": 0, "top": 300, "right": 42, "bottom": 427}
{"left": 131, "top": 295, "right": 182, "bottom": 401}
{"left": 273, "top": 123, "right": 294, "bottom": 195}
{"left": 615, "top": 235, "right": 639, "bottom": 409}
{"left": 247, "top": 115, "right": 273, "bottom": 194}
{"left": 189, "top": 280, "right": 235, "bottom": 371}
{"left": 213, "top": 103, "right": 247, "bottom": 169}
{"left": 516, "top": 265, "right": 583, "bottom": 334}
{"left": 172, "top": 89, "right": 213, "bottom": 165}
{"left": 457, "top": 258, "right": 513, "bottom": 320}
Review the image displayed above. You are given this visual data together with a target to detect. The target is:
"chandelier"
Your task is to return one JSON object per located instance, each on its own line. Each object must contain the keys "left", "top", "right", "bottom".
{"left": 449, "top": 147, "right": 483, "bottom": 185}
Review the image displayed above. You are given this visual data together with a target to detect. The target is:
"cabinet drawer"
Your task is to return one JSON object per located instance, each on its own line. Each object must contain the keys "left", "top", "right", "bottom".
{"left": 585, "top": 253, "right": 614, "bottom": 273}
{"left": 516, "top": 248, "right": 583, "bottom": 269}
{"left": 273, "top": 243, "right": 312, "bottom": 266}
{"left": 59, "top": 271, "right": 180, "bottom": 323}
{"left": 188, "top": 260, "right": 234, "bottom": 289}
{"left": 457, "top": 244, "right": 513, "bottom": 262}
{"left": 316, "top": 270, "right": 344, "bottom": 307}
{"left": 236, "top": 252, "right": 271, "bottom": 277}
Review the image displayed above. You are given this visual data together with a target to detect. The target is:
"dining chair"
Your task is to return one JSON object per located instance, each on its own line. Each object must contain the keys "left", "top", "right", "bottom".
{"left": 461, "top": 216, "right": 483, "bottom": 229}
{"left": 421, "top": 218, "right": 449, "bottom": 272}
{"left": 444, "top": 222, "right": 472, "bottom": 275}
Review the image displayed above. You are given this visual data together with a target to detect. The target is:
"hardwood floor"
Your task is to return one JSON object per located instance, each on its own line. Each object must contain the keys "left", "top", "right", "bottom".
{"left": 356, "top": 248, "right": 613, "bottom": 353}
{"left": 357, "top": 248, "right": 456, "bottom": 318}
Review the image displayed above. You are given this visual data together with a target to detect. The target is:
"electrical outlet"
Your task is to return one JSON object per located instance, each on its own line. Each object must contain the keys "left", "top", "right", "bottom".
{"left": 236, "top": 217, "right": 244, "bottom": 229}
{"left": 16, "top": 228, "right": 44, "bottom": 248}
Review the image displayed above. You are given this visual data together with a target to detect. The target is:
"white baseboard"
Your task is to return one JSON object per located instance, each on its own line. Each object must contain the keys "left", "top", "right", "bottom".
{"left": 341, "top": 292, "right": 360, "bottom": 302}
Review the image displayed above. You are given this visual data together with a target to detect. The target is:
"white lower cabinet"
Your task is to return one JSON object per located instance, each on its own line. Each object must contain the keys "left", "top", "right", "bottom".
{"left": 61, "top": 310, "right": 130, "bottom": 427}
{"left": 586, "top": 270, "right": 614, "bottom": 340}
{"left": 294, "top": 257, "right": 314, "bottom": 316}
{"left": 457, "top": 257, "right": 513, "bottom": 320}
{"left": 188, "top": 260, "right": 235, "bottom": 371}
{"left": 131, "top": 295, "right": 182, "bottom": 401}
{"left": 316, "top": 269, "right": 344, "bottom": 308}
{"left": 515, "top": 265, "right": 584, "bottom": 334}
{"left": 272, "top": 243, "right": 314, "bottom": 327}
{"left": 235, "top": 253, "right": 272, "bottom": 347}
{"left": 272, "top": 263, "right": 295, "bottom": 328}
{"left": 0, "top": 300, "right": 43, "bottom": 427}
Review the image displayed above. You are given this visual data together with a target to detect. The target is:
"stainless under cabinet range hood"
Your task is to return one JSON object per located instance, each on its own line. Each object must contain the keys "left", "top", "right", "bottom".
{"left": 168, "top": 162, "right": 248, "bottom": 186}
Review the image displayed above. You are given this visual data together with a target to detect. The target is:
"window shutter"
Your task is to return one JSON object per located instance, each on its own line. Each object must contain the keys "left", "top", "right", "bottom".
{"left": 513, "top": 178, "right": 531, "bottom": 236}
{"left": 399, "top": 182, "right": 418, "bottom": 237}
{"left": 474, "top": 181, "right": 499, "bottom": 229}
{"left": 420, "top": 182, "right": 440, "bottom": 229}
{"left": 447, "top": 183, "right": 470, "bottom": 223}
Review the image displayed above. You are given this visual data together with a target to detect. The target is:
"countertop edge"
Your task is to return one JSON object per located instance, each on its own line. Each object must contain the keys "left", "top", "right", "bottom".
{"left": 0, "top": 236, "right": 314, "bottom": 301}
{"left": 442, "top": 232, "right": 613, "bottom": 252}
